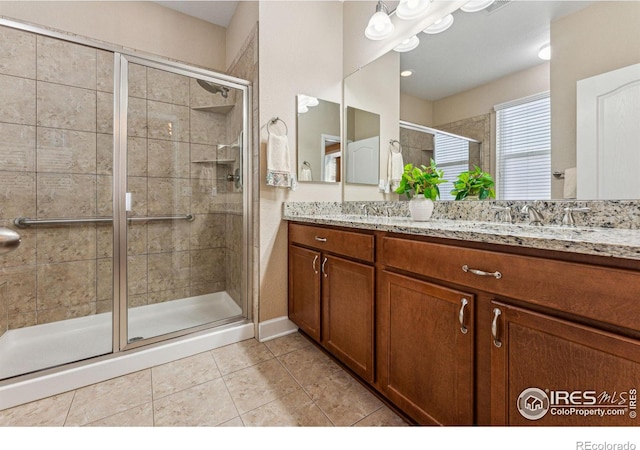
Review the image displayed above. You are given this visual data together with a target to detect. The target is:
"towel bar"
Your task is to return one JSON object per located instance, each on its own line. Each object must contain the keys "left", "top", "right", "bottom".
{"left": 14, "top": 214, "right": 195, "bottom": 228}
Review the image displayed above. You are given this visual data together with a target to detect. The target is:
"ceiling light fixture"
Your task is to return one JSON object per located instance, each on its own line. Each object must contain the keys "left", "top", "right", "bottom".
{"left": 460, "top": 0, "right": 495, "bottom": 13}
{"left": 396, "top": 0, "right": 432, "bottom": 20}
{"left": 297, "top": 94, "right": 319, "bottom": 114}
{"left": 538, "top": 43, "right": 551, "bottom": 60}
{"left": 365, "top": 1, "right": 395, "bottom": 41}
{"left": 422, "top": 14, "right": 454, "bottom": 34}
{"left": 400, "top": 70, "right": 413, "bottom": 77}
{"left": 393, "top": 35, "right": 420, "bottom": 53}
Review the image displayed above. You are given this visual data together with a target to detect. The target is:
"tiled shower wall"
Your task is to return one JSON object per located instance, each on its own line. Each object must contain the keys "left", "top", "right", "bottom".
{"left": 399, "top": 127, "right": 434, "bottom": 168}
{"left": 0, "top": 25, "right": 247, "bottom": 330}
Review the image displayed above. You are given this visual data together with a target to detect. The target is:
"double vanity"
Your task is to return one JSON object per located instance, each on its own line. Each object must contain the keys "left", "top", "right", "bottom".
{"left": 284, "top": 200, "right": 640, "bottom": 426}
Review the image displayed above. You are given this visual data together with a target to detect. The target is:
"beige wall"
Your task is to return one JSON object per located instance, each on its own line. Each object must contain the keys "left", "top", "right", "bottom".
{"left": 550, "top": 1, "right": 640, "bottom": 199}
{"left": 0, "top": 1, "right": 227, "bottom": 71}
{"left": 226, "top": 1, "right": 259, "bottom": 70}
{"left": 400, "top": 92, "right": 433, "bottom": 127}
{"left": 258, "top": 1, "right": 343, "bottom": 323}
{"left": 432, "top": 62, "right": 549, "bottom": 127}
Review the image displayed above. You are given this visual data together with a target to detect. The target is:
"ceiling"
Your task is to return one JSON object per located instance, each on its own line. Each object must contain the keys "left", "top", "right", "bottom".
{"left": 400, "top": 1, "right": 593, "bottom": 101}
{"left": 154, "top": 1, "right": 593, "bottom": 102}
{"left": 155, "top": 1, "right": 239, "bottom": 27}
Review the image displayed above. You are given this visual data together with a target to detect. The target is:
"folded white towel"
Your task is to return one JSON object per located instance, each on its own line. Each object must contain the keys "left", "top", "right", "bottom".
{"left": 266, "top": 133, "right": 292, "bottom": 187}
{"left": 300, "top": 166, "right": 312, "bottom": 181}
{"left": 563, "top": 167, "right": 577, "bottom": 199}
{"left": 388, "top": 151, "right": 404, "bottom": 191}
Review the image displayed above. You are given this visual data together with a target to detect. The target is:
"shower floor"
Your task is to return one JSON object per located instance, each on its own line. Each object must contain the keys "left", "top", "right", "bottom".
{"left": 0, "top": 292, "right": 242, "bottom": 380}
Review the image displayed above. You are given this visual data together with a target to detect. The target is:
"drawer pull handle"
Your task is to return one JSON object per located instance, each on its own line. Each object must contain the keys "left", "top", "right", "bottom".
{"left": 312, "top": 255, "right": 319, "bottom": 274}
{"left": 492, "top": 308, "right": 502, "bottom": 348}
{"left": 462, "top": 265, "right": 502, "bottom": 279}
{"left": 314, "top": 236, "right": 327, "bottom": 242}
{"left": 459, "top": 298, "right": 469, "bottom": 334}
{"left": 321, "top": 257, "right": 328, "bottom": 278}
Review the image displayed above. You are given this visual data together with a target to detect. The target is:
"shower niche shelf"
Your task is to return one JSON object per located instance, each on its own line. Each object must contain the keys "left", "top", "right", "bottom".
{"left": 191, "top": 105, "right": 235, "bottom": 114}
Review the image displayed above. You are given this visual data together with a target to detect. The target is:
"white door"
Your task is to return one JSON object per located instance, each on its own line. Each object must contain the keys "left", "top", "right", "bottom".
{"left": 347, "top": 136, "right": 379, "bottom": 184}
{"left": 577, "top": 63, "right": 640, "bottom": 199}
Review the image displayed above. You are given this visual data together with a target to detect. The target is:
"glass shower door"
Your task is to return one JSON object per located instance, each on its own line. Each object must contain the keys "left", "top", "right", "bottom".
{"left": 121, "top": 57, "right": 247, "bottom": 345}
{"left": 0, "top": 27, "right": 115, "bottom": 379}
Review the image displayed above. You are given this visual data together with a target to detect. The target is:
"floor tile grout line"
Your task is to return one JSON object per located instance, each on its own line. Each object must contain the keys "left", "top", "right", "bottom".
{"left": 275, "top": 351, "right": 338, "bottom": 427}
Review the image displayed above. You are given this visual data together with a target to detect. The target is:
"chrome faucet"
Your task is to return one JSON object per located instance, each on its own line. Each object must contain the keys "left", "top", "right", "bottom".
{"left": 562, "top": 207, "right": 591, "bottom": 227}
{"left": 359, "top": 204, "right": 369, "bottom": 217}
{"left": 521, "top": 205, "right": 544, "bottom": 226}
{"left": 491, "top": 206, "right": 514, "bottom": 224}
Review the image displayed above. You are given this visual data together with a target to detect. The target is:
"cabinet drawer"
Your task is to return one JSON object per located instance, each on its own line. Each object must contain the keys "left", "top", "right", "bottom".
{"left": 380, "top": 235, "right": 640, "bottom": 333}
{"left": 289, "top": 222, "right": 374, "bottom": 263}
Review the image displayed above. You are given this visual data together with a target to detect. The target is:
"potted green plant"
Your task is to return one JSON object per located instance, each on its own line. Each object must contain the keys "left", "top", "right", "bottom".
{"left": 395, "top": 160, "right": 446, "bottom": 221}
{"left": 450, "top": 166, "right": 496, "bottom": 200}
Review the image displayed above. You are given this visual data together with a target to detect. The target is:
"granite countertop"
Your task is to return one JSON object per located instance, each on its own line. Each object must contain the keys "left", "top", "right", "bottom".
{"left": 283, "top": 202, "right": 640, "bottom": 262}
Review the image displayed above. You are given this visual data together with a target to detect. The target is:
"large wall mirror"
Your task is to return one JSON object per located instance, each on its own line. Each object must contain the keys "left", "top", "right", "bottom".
{"left": 296, "top": 94, "right": 341, "bottom": 183}
{"left": 345, "top": 0, "right": 640, "bottom": 201}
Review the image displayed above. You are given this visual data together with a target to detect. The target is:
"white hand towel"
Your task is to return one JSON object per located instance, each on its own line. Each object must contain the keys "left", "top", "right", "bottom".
{"left": 388, "top": 151, "right": 404, "bottom": 191}
{"left": 266, "top": 133, "right": 292, "bottom": 187}
{"left": 300, "top": 166, "right": 312, "bottom": 181}
{"left": 563, "top": 167, "right": 577, "bottom": 199}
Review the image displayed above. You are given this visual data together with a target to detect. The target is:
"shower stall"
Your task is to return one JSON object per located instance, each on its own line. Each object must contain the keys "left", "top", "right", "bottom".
{"left": 0, "top": 21, "right": 253, "bottom": 390}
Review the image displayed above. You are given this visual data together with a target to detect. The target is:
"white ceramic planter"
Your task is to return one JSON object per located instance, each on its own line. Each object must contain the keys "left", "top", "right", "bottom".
{"left": 409, "top": 196, "right": 435, "bottom": 221}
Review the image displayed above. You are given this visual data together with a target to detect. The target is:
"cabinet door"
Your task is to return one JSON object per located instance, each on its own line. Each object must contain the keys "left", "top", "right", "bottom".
{"left": 377, "top": 270, "right": 474, "bottom": 425}
{"left": 288, "top": 245, "right": 321, "bottom": 341}
{"left": 491, "top": 301, "right": 640, "bottom": 426}
{"left": 322, "top": 254, "right": 375, "bottom": 383}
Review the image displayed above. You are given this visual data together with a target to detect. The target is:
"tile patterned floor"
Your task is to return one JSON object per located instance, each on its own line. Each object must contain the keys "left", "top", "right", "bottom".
{"left": 0, "top": 332, "right": 408, "bottom": 427}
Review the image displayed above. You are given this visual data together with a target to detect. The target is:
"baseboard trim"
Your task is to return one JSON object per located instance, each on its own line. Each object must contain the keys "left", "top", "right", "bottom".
{"left": 258, "top": 316, "right": 298, "bottom": 342}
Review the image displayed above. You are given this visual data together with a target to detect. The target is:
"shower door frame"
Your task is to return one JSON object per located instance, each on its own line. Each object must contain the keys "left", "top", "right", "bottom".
{"left": 113, "top": 54, "right": 253, "bottom": 352}
{"left": 0, "top": 17, "right": 254, "bottom": 364}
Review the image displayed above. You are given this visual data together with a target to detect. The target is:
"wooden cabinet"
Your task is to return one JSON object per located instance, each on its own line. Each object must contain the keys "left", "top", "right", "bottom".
{"left": 490, "top": 301, "right": 640, "bottom": 426}
{"left": 377, "top": 270, "right": 474, "bottom": 425}
{"left": 288, "top": 223, "right": 375, "bottom": 382}
{"left": 288, "top": 221, "right": 640, "bottom": 426}
{"left": 288, "top": 245, "right": 321, "bottom": 341}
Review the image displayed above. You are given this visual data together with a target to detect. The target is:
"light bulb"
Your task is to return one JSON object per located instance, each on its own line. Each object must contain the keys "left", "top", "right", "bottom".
{"left": 396, "top": 0, "right": 432, "bottom": 20}
{"left": 365, "top": 10, "right": 394, "bottom": 40}
{"left": 460, "top": 0, "right": 495, "bottom": 13}
{"left": 423, "top": 14, "right": 454, "bottom": 34}
{"left": 393, "top": 35, "right": 420, "bottom": 53}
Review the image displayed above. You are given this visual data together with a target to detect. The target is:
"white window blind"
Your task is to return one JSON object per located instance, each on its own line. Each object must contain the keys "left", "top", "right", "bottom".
{"left": 495, "top": 92, "right": 551, "bottom": 200}
{"left": 434, "top": 133, "right": 469, "bottom": 201}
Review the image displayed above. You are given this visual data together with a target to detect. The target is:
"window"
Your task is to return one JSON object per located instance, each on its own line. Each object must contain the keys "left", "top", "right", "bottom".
{"left": 495, "top": 92, "right": 551, "bottom": 200}
{"left": 435, "top": 132, "right": 469, "bottom": 201}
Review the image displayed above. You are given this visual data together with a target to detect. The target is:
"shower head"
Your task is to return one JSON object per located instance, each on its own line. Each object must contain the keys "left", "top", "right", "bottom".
{"left": 197, "top": 79, "right": 230, "bottom": 98}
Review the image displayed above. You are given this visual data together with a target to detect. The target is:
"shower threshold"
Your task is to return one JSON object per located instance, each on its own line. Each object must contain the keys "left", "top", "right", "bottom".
{"left": 0, "top": 291, "right": 242, "bottom": 381}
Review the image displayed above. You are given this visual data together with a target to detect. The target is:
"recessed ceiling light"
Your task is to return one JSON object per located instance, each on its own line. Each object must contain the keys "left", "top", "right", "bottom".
{"left": 401, "top": 70, "right": 413, "bottom": 77}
